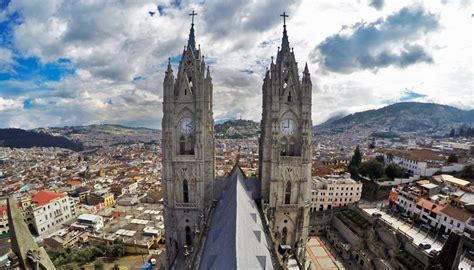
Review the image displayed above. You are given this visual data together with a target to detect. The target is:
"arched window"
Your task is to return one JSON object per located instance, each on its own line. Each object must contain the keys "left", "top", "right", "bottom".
{"left": 285, "top": 181, "right": 291, "bottom": 204}
{"left": 185, "top": 226, "right": 192, "bottom": 246}
{"left": 282, "top": 227, "right": 288, "bottom": 245}
{"left": 280, "top": 138, "right": 287, "bottom": 156}
{"left": 183, "top": 179, "right": 189, "bottom": 203}
{"left": 184, "top": 88, "right": 187, "bottom": 95}
{"left": 179, "top": 135, "right": 186, "bottom": 155}
{"left": 287, "top": 90, "right": 292, "bottom": 102}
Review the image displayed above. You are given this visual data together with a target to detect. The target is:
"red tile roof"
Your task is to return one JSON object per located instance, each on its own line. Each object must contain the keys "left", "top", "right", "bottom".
{"left": 0, "top": 205, "right": 6, "bottom": 215}
{"left": 417, "top": 198, "right": 445, "bottom": 214}
{"left": 32, "top": 190, "right": 64, "bottom": 206}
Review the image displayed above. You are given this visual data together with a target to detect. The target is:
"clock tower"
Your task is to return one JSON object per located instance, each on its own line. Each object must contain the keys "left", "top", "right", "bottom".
{"left": 162, "top": 10, "right": 214, "bottom": 266}
{"left": 259, "top": 12, "right": 313, "bottom": 265}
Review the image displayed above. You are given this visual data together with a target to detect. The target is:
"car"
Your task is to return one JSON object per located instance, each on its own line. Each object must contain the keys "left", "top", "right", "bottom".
{"left": 441, "top": 234, "right": 449, "bottom": 240}
{"left": 429, "top": 250, "right": 439, "bottom": 256}
{"left": 401, "top": 212, "right": 409, "bottom": 218}
{"left": 421, "top": 224, "right": 432, "bottom": 231}
{"left": 418, "top": 243, "right": 431, "bottom": 249}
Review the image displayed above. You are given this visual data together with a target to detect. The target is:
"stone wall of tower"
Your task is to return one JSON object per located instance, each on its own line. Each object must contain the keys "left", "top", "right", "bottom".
{"left": 259, "top": 24, "right": 313, "bottom": 265}
{"left": 162, "top": 23, "right": 214, "bottom": 266}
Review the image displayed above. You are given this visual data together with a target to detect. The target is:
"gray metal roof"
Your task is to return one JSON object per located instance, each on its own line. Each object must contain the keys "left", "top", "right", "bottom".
{"left": 199, "top": 167, "right": 274, "bottom": 270}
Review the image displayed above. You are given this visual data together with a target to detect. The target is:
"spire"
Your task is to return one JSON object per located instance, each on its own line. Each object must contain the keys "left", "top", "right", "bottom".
{"left": 280, "top": 12, "right": 290, "bottom": 51}
{"left": 206, "top": 65, "right": 211, "bottom": 79}
{"left": 304, "top": 62, "right": 309, "bottom": 74}
{"left": 187, "top": 10, "right": 197, "bottom": 50}
{"left": 303, "top": 62, "right": 311, "bottom": 84}
{"left": 167, "top": 58, "right": 172, "bottom": 72}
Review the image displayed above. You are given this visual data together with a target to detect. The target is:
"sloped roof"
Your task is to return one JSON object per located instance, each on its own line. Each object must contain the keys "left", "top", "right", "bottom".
{"left": 32, "top": 190, "right": 64, "bottom": 206}
{"left": 441, "top": 205, "right": 472, "bottom": 222}
{"left": 199, "top": 166, "right": 274, "bottom": 270}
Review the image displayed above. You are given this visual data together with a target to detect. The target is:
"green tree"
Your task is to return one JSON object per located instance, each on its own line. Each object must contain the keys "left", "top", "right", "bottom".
{"left": 359, "top": 160, "right": 384, "bottom": 180}
{"left": 449, "top": 128, "right": 455, "bottom": 137}
{"left": 447, "top": 154, "right": 458, "bottom": 163}
{"left": 112, "top": 239, "right": 126, "bottom": 257}
{"left": 112, "top": 264, "right": 120, "bottom": 270}
{"left": 375, "top": 155, "right": 385, "bottom": 164}
{"left": 94, "top": 259, "right": 105, "bottom": 270}
{"left": 385, "top": 163, "right": 405, "bottom": 179}
{"left": 461, "top": 164, "right": 474, "bottom": 181}
{"left": 349, "top": 145, "right": 362, "bottom": 168}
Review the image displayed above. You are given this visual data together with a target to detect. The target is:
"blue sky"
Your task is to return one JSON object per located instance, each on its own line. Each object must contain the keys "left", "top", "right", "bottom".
{"left": 0, "top": 0, "right": 472, "bottom": 129}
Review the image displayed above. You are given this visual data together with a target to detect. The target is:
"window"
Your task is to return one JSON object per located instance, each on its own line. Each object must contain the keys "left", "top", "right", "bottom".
{"left": 281, "top": 227, "right": 288, "bottom": 245}
{"left": 183, "top": 179, "right": 189, "bottom": 203}
{"left": 285, "top": 182, "right": 291, "bottom": 204}
{"left": 185, "top": 226, "right": 192, "bottom": 246}
{"left": 179, "top": 135, "right": 186, "bottom": 155}
{"left": 287, "top": 91, "right": 293, "bottom": 102}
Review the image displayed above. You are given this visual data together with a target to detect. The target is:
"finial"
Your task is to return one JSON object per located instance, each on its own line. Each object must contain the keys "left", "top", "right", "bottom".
{"left": 280, "top": 12, "right": 290, "bottom": 51}
{"left": 187, "top": 10, "right": 197, "bottom": 50}
{"left": 271, "top": 56, "right": 274, "bottom": 64}
{"left": 280, "top": 12, "right": 288, "bottom": 27}
{"left": 168, "top": 57, "right": 171, "bottom": 65}
{"left": 189, "top": 10, "right": 197, "bottom": 25}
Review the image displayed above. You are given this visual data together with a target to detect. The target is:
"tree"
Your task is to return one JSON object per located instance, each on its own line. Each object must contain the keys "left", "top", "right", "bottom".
{"left": 449, "top": 128, "right": 455, "bottom": 137}
{"left": 385, "top": 163, "right": 405, "bottom": 179}
{"left": 447, "top": 154, "right": 458, "bottom": 164}
{"left": 375, "top": 155, "right": 385, "bottom": 164}
{"left": 94, "top": 259, "right": 105, "bottom": 270}
{"left": 349, "top": 145, "right": 362, "bottom": 168}
{"left": 112, "top": 239, "right": 126, "bottom": 257}
{"left": 112, "top": 264, "right": 120, "bottom": 270}
{"left": 461, "top": 165, "right": 474, "bottom": 181}
{"left": 359, "top": 160, "right": 384, "bottom": 180}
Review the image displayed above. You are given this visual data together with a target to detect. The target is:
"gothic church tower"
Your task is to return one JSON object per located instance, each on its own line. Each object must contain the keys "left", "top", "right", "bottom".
{"left": 259, "top": 13, "right": 312, "bottom": 265}
{"left": 162, "top": 11, "right": 215, "bottom": 265}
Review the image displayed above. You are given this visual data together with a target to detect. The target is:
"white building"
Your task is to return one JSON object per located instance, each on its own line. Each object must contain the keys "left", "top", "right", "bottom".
{"left": 310, "top": 173, "right": 362, "bottom": 212}
{"left": 380, "top": 148, "right": 445, "bottom": 176}
{"left": 26, "top": 190, "right": 76, "bottom": 236}
{"left": 73, "top": 214, "right": 104, "bottom": 232}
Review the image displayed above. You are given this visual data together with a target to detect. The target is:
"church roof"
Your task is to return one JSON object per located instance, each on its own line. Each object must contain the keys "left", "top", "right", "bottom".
{"left": 199, "top": 166, "right": 274, "bottom": 270}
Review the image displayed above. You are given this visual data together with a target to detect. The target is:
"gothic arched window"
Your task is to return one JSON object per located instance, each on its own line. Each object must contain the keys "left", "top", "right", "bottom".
{"left": 179, "top": 135, "right": 186, "bottom": 155}
{"left": 282, "top": 227, "right": 288, "bottom": 245}
{"left": 183, "top": 179, "right": 189, "bottom": 203}
{"left": 185, "top": 226, "right": 192, "bottom": 246}
{"left": 287, "top": 90, "right": 292, "bottom": 102}
{"left": 285, "top": 181, "right": 291, "bottom": 204}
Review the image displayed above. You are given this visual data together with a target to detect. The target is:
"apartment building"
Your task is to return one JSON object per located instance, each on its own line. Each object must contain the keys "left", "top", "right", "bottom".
{"left": 310, "top": 173, "right": 362, "bottom": 212}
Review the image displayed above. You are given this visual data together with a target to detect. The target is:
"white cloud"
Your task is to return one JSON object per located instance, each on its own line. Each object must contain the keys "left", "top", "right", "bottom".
{"left": 0, "top": 0, "right": 471, "bottom": 129}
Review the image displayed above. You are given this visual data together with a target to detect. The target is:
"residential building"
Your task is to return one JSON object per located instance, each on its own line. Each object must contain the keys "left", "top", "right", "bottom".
{"left": 310, "top": 173, "right": 362, "bottom": 212}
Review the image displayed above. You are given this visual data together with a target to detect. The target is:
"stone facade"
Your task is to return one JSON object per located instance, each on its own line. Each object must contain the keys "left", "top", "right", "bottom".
{"left": 162, "top": 18, "right": 215, "bottom": 266}
{"left": 258, "top": 19, "right": 312, "bottom": 264}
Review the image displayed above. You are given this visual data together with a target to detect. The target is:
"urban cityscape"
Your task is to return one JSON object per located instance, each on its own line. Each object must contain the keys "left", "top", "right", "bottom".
{"left": 0, "top": 1, "right": 473, "bottom": 270}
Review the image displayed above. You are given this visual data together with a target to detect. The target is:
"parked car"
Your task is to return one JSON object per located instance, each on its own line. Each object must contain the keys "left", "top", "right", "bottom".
{"left": 401, "top": 212, "right": 409, "bottom": 218}
{"left": 404, "top": 217, "right": 413, "bottom": 223}
{"left": 441, "top": 234, "right": 449, "bottom": 240}
{"left": 418, "top": 243, "right": 431, "bottom": 249}
{"left": 421, "top": 224, "right": 432, "bottom": 231}
{"left": 429, "top": 250, "right": 439, "bottom": 256}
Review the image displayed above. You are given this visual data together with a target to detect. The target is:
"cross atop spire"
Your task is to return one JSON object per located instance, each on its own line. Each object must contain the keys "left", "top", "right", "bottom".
{"left": 280, "top": 12, "right": 290, "bottom": 51}
{"left": 187, "top": 10, "right": 197, "bottom": 51}
{"left": 189, "top": 10, "right": 197, "bottom": 25}
{"left": 280, "top": 12, "right": 288, "bottom": 26}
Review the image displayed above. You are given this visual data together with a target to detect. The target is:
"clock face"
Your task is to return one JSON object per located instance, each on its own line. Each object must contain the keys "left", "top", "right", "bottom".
{"left": 178, "top": 117, "right": 195, "bottom": 135}
{"left": 280, "top": 118, "right": 297, "bottom": 136}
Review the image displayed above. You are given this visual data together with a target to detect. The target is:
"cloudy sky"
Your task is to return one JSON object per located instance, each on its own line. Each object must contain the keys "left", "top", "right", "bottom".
{"left": 0, "top": 0, "right": 472, "bottom": 129}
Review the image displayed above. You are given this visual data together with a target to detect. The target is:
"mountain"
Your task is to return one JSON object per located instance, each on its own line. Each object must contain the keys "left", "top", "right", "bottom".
{"left": 214, "top": 119, "right": 260, "bottom": 139}
{"left": 0, "top": 128, "right": 83, "bottom": 151}
{"left": 316, "top": 102, "right": 473, "bottom": 136}
{"left": 34, "top": 124, "right": 161, "bottom": 149}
